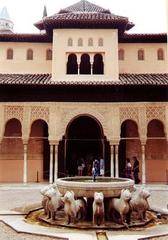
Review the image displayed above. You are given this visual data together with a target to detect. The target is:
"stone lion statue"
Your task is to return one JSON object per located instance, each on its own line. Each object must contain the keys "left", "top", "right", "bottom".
{"left": 93, "top": 192, "right": 105, "bottom": 226}
{"left": 63, "top": 191, "right": 86, "bottom": 224}
{"left": 40, "top": 184, "right": 63, "bottom": 220}
{"left": 129, "top": 188, "right": 150, "bottom": 221}
{"left": 109, "top": 189, "right": 131, "bottom": 226}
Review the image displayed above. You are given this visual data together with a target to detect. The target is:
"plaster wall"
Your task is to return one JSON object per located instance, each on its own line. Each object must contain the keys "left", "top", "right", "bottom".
{"left": 0, "top": 42, "right": 52, "bottom": 74}
{"left": 52, "top": 29, "right": 119, "bottom": 81}
{"left": 0, "top": 40, "right": 167, "bottom": 75}
{"left": 118, "top": 43, "right": 168, "bottom": 73}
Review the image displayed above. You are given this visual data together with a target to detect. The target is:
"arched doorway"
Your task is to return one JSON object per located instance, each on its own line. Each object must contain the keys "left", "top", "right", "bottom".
{"left": 0, "top": 118, "right": 23, "bottom": 182}
{"left": 146, "top": 119, "right": 167, "bottom": 183}
{"left": 119, "top": 120, "right": 141, "bottom": 179}
{"left": 58, "top": 115, "right": 110, "bottom": 177}
{"left": 28, "top": 120, "right": 50, "bottom": 182}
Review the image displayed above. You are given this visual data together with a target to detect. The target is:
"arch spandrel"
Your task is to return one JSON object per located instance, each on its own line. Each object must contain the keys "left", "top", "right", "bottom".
{"left": 146, "top": 106, "right": 166, "bottom": 140}
{"left": 4, "top": 105, "right": 24, "bottom": 124}
{"left": 146, "top": 106, "right": 166, "bottom": 125}
{"left": 58, "top": 108, "right": 108, "bottom": 139}
{"left": 30, "top": 106, "right": 50, "bottom": 125}
{"left": 119, "top": 107, "right": 139, "bottom": 126}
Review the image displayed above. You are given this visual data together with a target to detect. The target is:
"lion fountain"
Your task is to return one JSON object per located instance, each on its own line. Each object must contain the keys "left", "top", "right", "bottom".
{"left": 34, "top": 176, "right": 155, "bottom": 229}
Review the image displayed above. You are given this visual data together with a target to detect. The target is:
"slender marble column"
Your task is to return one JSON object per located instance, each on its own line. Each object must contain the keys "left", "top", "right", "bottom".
{"left": 54, "top": 143, "right": 59, "bottom": 182}
{"left": 23, "top": 143, "right": 28, "bottom": 183}
{"left": 115, "top": 145, "right": 119, "bottom": 178}
{"left": 110, "top": 144, "right": 114, "bottom": 177}
{"left": 49, "top": 144, "right": 54, "bottom": 184}
{"left": 91, "top": 64, "right": 93, "bottom": 75}
{"left": 77, "top": 64, "right": 80, "bottom": 75}
{"left": 141, "top": 144, "right": 146, "bottom": 184}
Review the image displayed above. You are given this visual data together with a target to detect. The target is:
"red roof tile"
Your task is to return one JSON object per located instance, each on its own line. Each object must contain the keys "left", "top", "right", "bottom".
{"left": 0, "top": 32, "right": 166, "bottom": 43}
{"left": 120, "top": 33, "right": 167, "bottom": 43}
{"left": 34, "top": 13, "right": 133, "bottom": 32}
{"left": 44, "top": 12, "right": 132, "bottom": 30}
{"left": 0, "top": 33, "right": 51, "bottom": 42}
{"left": 0, "top": 74, "right": 167, "bottom": 86}
{"left": 34, "top": 0, "right": 134, "bottom": 32}
{"left": 59, "top": 0, "right": 111, "bottom": 13}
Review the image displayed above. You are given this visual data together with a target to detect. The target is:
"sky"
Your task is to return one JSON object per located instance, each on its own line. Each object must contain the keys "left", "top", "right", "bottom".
{"left": 0, "top": 0, "right": 167, "bottom": 34}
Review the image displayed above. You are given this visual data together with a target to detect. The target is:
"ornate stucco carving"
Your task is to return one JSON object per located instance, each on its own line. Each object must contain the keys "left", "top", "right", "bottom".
{"left": 4, "top": 105, "right": 24, "bottom": 123}
{"left": 120, "top": 106, "right": 139, "bottom": 125}
{"left": 0, "top": 103, "right": 167, "bottom": 142}
{"left": 138, "top": 107, "right": 147, "bottom": 141}
{"left": 30, "top": 106, "right": 49, "bottom": 124}
{"left": 146, "top": 106, "right": 165, "bottom": 124}
{"left": 58, "top": 106, "right": 107, "bottom": 138}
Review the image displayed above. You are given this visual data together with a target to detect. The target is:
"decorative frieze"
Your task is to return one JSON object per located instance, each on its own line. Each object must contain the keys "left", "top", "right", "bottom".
{"left": 146, "top": 106, "right": 165, "bottom": 124}
{"left": 120, "top": 107, "right": 139, "bottom": 124}
{"left": 59, "top": 106, "right": 107, "bottom": 137}
{"left": 4, "top": 106, "right": 24, "bottom": 123}
{"left": 30, "top": 106, "right": 49, "bottom": 124}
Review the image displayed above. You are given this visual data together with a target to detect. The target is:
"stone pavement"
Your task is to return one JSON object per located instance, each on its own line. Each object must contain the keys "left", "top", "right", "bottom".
{"left": 0, "top": 183, "right": 167, "bottom": 240}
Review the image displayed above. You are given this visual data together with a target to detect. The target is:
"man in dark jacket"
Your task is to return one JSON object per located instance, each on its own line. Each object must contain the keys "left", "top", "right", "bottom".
{"left": 133, "top": 156, "right": 140, "bottom": 184}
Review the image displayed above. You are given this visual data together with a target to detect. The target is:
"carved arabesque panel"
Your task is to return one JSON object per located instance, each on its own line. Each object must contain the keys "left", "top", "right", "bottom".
{"left": 146, "top": 106, "right": 165, "bottom": 124}
{"left": 30, "top": 106, "right": 49, "bottom": 124}
{"left": 4, "top": 106, "right": 24, "bottom": 123}
{"left": 120, "top": 107, "right": 139, "bottom": 124}
{"left": 59, "top": 107, "right": 107, "bottom": 137}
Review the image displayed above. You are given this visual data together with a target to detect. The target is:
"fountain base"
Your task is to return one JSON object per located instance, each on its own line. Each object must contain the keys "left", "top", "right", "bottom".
{"left": 26, "top": 209, "right": 158, "bottom": 230}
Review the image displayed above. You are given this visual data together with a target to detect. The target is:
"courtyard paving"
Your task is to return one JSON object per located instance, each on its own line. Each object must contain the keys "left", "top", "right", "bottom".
{"left": 0, "top": 183, "right": 167, "bottom": 240}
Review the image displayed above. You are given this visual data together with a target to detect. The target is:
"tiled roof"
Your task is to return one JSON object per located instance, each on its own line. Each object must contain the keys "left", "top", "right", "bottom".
{"left": 0, "top": 33, "right": 51, "bottom": 42}
{"left": 120, "top": 33, "right": 167, "bottom": 43}
{"left": 43, "top": 12, "right": 133, "bottom": 31}
{"left": 0, "top": 74, "right": 167, "bottom": 86}
{"left": 0, "top": 32, "right": 166, "bottom": 43}
{"left": 35, "top": 13, "right": 133, "bottom": 32}
{"left": 34, "top": 0, "right": 134, "bottom": 32}
{"left": 58, "top": 0, "right": 111, "bottom": 13}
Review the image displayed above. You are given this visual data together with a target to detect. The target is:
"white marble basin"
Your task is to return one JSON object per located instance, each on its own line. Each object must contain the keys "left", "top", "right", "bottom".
{"left": 56, "top": 176, "right": 134, "bottom": 198}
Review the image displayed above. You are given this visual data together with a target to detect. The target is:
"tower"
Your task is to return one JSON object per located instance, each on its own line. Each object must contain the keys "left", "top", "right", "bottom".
{"left": 0, "top": 7, "right": 14, "bottom": 33}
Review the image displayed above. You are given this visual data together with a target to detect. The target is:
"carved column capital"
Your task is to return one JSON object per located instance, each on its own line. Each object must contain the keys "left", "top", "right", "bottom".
{"left": 140, "top": 138, "right": 147, "bottom": 146}
{"left": 22, "top": 139, "right": 28, "bottom": 145}
{"left": 141, "top": 145, "right": 145, "bottom": 155}
{"left": 109, "top": 140, "right": 120, "bottom": 146}
{"left": 49, "top": 140, "right": 59, "bottom": 146}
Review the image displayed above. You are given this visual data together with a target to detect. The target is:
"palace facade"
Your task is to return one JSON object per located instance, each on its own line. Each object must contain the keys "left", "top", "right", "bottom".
{"left": 0, "top": 1, "right": 167, "bottom": 184}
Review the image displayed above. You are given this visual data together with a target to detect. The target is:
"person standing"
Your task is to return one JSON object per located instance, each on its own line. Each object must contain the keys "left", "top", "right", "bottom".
{"left": 99, "top": 156, "right": 105, "bottom": 176}
{"left": 125, "top": 158, "right": 132, "bottom": 179}
{"left": 92, "top": 158, "right": 100, "bottom": 177}
{"left": 77, "top": 157, "right": 83, "bottom": 176}
{"left": 133, "top": 156, "right": 140, "bottom": 184}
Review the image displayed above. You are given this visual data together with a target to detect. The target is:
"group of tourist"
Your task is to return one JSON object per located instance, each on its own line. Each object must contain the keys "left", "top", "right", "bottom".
{"left": 77, "top": 154, "right": 140, "bottom": 184}
{"left": 77, "top": 156, "right": 105, "bottom": 177}
{"left": 125, "top": 156, "right": 140, "bottom": 184}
